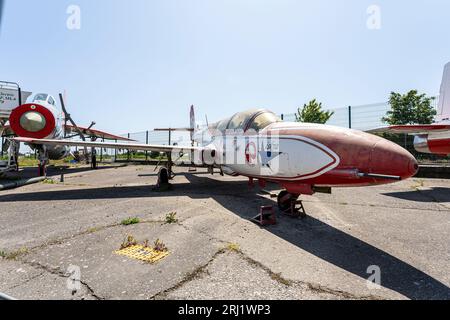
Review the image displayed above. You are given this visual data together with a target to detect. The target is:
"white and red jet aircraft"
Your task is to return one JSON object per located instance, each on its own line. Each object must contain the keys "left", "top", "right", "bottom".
{"left": 3, "top": 93, "right": 131, "bottom": 175}
{"left": 369, "top": 62, "right": 450, "bottom": 156}
{"left": 14, "top": 106, "right": 419, "bottom": 210}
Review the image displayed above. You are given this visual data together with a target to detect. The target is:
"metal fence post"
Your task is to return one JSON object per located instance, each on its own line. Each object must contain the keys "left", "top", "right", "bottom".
{"left": 145, "top": 130, "right": 149, "bottom": 161}
{"left": 100, "top": 138, "right": 104, "bottom": 163}
{"left": 127, "top": 133, "right": 131, "bottom": 161}
{"left": 114, "top": 139, "right": 117, "bottom": 162}
{"left": 1, "top": 136, "right": 3, "bottom": 158}
{"left": 348, "top": 106, "right": 352, "bottom": 129}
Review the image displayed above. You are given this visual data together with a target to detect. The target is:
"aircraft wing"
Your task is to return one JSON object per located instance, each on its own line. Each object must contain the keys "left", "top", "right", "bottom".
{"left": 13, "top": 137, "right": 205, "bottom": 153}
{"left": 368, "top": 124, "right": 450, "bottom": 135}
{"left": 64, "top": 124, "right": 134, "bottom": 141}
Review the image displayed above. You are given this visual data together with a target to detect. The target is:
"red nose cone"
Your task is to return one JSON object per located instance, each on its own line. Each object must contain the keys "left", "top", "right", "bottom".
{"left": 9, "top": 103, "right": 56, "bottom": 139}
{"left": 371, "top": 140, "right": 419, "bottom": 180}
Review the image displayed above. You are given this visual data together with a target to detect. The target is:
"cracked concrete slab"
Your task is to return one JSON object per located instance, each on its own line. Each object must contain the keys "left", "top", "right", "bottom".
{"left": 162, "top": 251, "right": 350, "bottom": 300}
{"left": 0, "top": 165, "right": 449, "bottom": 300}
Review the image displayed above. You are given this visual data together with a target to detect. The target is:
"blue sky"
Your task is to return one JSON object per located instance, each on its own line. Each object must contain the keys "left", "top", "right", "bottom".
{"left": 1, "top": 0, "right": 449, "bottom": 134}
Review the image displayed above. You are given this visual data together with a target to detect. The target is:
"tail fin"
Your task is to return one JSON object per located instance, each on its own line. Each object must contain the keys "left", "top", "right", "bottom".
{"left": 437, "top": 62, "right": 450, "bottom": 122}
{"left": 190, "top": 105, "right": 196, "bottom": 141}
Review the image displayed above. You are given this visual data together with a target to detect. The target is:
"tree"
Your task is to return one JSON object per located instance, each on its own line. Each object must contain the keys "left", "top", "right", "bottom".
{"left": 296, "top": 99, "right": 334, "bottom": 124}
{"left": 382, "top": 90, "right": 436, "bottom": 125}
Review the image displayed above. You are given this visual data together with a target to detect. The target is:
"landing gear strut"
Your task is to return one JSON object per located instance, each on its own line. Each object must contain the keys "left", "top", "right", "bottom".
{"left": 37, "top": 149, "right": 49, "bottom": 177}
{"left": 91, "top": 148, "right": 97, "bottom": 170}
{"left": 277, "top": 190, "right": 307, "bottom": 218}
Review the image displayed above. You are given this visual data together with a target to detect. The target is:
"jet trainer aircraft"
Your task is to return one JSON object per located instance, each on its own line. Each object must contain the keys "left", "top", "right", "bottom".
{"left": 14, "top": 106, "right": 419, "bottom": 210}
{"left": 369, "top": 62, "right": 450, "bottom": 156}
{"left": 2, "top": 93, "right": 131, "bottom": 175}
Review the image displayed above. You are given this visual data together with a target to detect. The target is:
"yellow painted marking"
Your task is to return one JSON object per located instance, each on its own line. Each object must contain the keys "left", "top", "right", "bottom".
{"left": 115, "top": 245, "right": 169, "bottom": 263}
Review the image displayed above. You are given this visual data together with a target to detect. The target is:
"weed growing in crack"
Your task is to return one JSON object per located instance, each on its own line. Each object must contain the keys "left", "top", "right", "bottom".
{"left": 120, "top": 235, "right": 138, "bottom": 249}
{"left": 121, "top": 217, "right": 140, "bottom": 226}
{"left": 226, "top": 243, "right": 241, "bottom": 252}
{"left": 153, "top": 239, "right": 168, "bottom": 253}
{"left": 165, "top": 212, "right": 178, "bottom": 224}
{"left": 0, "top": 247, "right": 29, "bottom": 260}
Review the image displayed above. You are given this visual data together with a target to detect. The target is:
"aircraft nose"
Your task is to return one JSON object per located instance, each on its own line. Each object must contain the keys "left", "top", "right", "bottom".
{"left": 19, "top": 111, "right": 47, "bottom": 132}
{"left": 370, "top": 139, "right": 419, "bottom": 180}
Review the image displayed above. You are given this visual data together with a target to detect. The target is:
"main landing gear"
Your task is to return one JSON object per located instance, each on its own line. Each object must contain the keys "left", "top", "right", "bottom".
{"left": 152, "top": 167, "right": 173, "bottom": 192}
{"left": 37, "top": 149, "right": 49, "bottom": 177}
{"left": 277, "top": 190, "right": 307, "bottom": 219}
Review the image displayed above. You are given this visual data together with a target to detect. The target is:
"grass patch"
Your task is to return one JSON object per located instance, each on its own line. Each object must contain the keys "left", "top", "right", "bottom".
{"left": 165, "top": 212, "right": 178, "bottom": 224}
{"left": 42, "top": 178, "right": 56, "bottom": 184}
{"left": 0, "top": 247, "right": 29, "bottom": 260}
{"left": 87, "top": 227, "right": 99, "bottom": 234}
{"left": 412, "top": 179, "right": 425, "bottom": 190}
{"left": 226, "top": 243, "right": 241, "bottom": 252}
{"left": 121, "top": 217, "right": 140, "bottom": 226}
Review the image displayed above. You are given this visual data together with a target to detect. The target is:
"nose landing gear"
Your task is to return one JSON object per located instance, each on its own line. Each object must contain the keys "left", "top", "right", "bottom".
{"left": 277, "top": 190, "right": 307, "bottom": 219}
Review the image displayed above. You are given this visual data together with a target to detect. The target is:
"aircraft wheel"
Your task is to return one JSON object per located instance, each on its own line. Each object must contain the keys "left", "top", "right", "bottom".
{"left": 277, "top": 191, "right": 298, "bottom": 212}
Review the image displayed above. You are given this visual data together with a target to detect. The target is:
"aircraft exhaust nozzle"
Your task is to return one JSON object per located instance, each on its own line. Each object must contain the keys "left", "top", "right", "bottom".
{"left": 9, "top": 104, "right": 56, "bottom": 139}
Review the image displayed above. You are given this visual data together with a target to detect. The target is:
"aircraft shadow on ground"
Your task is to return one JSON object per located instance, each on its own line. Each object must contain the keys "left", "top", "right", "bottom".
{"left": 1, "top": 173, "right": 449, "bottom": 300}
{"left": 382, "top": 188, "right": 450, "bottom": 203}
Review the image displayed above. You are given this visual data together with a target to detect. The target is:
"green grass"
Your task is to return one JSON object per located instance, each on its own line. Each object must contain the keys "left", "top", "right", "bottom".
{"left": 18, "top": 156, "right": 75, "bottom": 168}
{"left": 42, "top": 178, "right": 56, "bottom": 184}
{"left": 121, "top": 217, "right": 140, "bottom": 226}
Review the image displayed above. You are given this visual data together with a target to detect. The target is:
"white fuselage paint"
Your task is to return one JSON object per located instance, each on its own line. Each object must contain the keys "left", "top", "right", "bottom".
{"left": 194, "top": 122, "right": 341, "bottom": 181}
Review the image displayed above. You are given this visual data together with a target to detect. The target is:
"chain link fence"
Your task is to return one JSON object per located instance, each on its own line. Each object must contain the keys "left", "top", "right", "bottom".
{"left": 281, "top": 97, "right": 440, "bottom": 131}
{"left": 279, "top": 98, "right": 449, "bottom": 162}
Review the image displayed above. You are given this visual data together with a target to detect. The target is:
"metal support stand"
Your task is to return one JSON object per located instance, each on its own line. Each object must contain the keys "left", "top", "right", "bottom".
{"left": 251, "top": 206, "right": 277, "bottom": 226}
{"left": 277, "top": 191, "right": 307, "bottom": 219}
{"left": 281, "top": 200, "right": 307, "bottom": 219}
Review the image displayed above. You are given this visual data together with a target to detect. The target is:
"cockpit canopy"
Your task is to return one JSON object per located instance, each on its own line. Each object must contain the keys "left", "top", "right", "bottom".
{"left": 32, "top": 93, "right": 56, "bottom": 106}
{"left": 211, "top": 109, "right": 281, "bottom": 133}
